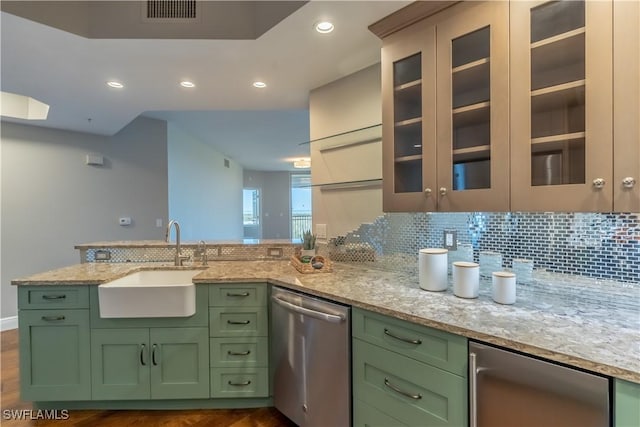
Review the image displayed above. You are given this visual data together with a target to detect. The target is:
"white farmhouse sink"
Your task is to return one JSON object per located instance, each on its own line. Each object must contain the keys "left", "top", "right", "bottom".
{"left": 98, "top": 269, "right": 201, "bottom": 318}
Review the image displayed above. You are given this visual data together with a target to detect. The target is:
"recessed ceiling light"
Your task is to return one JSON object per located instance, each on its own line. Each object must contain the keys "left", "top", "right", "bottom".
{"left": 253, "top": 81, "right": 267, "bottom": 88}
{"left": 106, "top": 81, "right": 124, "bottom": 89}
{"left": 180, "top": 81, "right": 195, "bottom": 88}
{"left": 315, "top": 21, "right": 334, "bottom": 34}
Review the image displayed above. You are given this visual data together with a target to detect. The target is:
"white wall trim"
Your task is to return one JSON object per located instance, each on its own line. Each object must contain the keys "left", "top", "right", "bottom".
{"left": 1, "top": 316, "right": 18, "bottom": 331}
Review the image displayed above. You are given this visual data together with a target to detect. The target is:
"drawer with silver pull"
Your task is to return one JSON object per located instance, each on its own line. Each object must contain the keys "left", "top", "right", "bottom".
{"left": 210, "top": 367, "right": 269, "bottom": 398}
{"left": 210, "top": 337, "right": 269, "bottom": 368}
{"left": 209, "top": 283, "right": 267, "bottom": 307}
{"left": 352, "top": 308, "right": 467, "bottom": 376}
{"left": 209, "top": 307, "right": 268, "bottom": 337}
{"left": 18, "top": 286, "right": 89, "bottom": 310}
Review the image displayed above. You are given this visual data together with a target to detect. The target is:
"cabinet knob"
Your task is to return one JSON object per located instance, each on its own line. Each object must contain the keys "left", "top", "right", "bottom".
{"left": 592, "top": 178, "right": 606, "bottom": 189}
{"left": 622, "top": 177, "right": 636, "bottom": 189}
{"left": 439, "top": 187, "right": 448, "bottom": 196}
{"left": 424, "top": 188, "right": 432, "bottom": 196}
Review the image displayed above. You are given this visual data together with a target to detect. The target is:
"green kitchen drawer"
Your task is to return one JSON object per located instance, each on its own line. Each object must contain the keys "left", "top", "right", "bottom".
{"left": 209, "top": 307, "right": 268, "bottom": 337}
{"left": 354, "top": 399, "right": 408, "bottom": 427}
{"left": 18, "top": 286, "right": 89, "bottom": 310}
{"left": 209, "top": 283, "right": 267, "bottom": 307}
{"left": 353, "top": 339, "right": 467, "bottom": 427}
{"left": 352, "top": 308, "right": 467, "bottom": 376}
{"left": 210, "top": 367, "right": 269, "bottom": 398}
{"left": 615, "top": 379, "right": 640, "bottom": 427}
{"left": 210, "top": 337, "right": 269, "bottom": 368}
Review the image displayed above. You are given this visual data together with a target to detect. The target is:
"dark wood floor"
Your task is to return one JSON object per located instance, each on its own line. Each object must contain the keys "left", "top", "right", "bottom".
{"left": 1, "top": 329, "right": 297, "bottom": 426}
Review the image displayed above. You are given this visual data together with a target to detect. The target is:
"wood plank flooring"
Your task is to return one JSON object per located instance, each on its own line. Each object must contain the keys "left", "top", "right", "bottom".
{"left": 1, "top": 329, "right": 297, "bottom": 427}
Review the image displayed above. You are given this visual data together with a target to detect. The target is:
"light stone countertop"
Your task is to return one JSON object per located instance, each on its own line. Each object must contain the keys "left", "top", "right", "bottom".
{"left": 12, "top": 260, "right": 640, "bottom": 384}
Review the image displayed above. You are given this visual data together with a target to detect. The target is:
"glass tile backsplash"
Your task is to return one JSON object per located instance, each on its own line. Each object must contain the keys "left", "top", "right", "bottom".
{"left": 328, "top": 212, "right": 639, "bottom": 284}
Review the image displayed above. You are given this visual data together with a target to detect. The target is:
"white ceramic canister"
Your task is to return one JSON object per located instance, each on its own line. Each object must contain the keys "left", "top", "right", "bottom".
{"left": 492, "top": 271, "right": 516, "bottom": 304}
{"left": 418, "top": 248, "right": 449, "bottom": 291}
{"left": 452, "top": 261, "right": 480, "bottom": 298}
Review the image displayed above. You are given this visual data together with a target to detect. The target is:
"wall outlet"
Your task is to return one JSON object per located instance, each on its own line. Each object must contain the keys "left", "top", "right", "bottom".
{"left": 444, "top": 230, "right": 457, "bottom": 250}
{"left": 119, "top": 217, "right": 132, "bottom": 226}
{"left": 156, "top": 218, "right": 163, "bottom": 228}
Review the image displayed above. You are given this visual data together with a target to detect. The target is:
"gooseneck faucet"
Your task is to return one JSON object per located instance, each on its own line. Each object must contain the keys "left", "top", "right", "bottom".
{"left": 165, "top": 220, "right": 189, "bottom": 266}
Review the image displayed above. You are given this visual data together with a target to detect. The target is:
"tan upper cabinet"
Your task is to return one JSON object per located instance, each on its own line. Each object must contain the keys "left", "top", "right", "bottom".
{"left": 382, "top": 1, "right": 509, "bottom": 212}
{"left": 381, "top": 19, "right": 437, "bottom": 212}
{"left": 379, "top": 0, "right": 636, "bottom": 213}
{"left": 613, "top": 0, "right": 640, "bottom": 212}
{"left": 510, "top": 0, "right": 613, "bottom": 211}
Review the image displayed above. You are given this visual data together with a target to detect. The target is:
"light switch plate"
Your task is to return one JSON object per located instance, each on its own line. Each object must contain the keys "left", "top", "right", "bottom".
{"left": 316, "top": 224, "right": 327, "bottom": 239}
{"left": 444, "top": 230, "right": 457, "bottom": 250}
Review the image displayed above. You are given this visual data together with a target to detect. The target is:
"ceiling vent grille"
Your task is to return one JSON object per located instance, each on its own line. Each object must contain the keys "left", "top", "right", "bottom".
{"left": 146, "top": 0, "right": 197, "bottom": 19}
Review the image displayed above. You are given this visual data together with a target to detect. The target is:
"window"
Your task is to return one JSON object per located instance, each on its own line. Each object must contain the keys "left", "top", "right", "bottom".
{"left": 243, "top": 188, "right": 260, "bottom": 226}
{"left": 291, "top": 174, "right": 312, "bottom": 240}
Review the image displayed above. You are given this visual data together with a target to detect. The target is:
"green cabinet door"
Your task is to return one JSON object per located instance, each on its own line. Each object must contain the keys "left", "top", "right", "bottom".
{"left": 19, "top": 309, "right": 91, "bottom": 401}
{"left": 615, "top": 379, "right": 640, "bottom": 427}
{"left": 150, "top": 327, "right": 209, "bottom": 399}
{"left": 91, "top": 329, "right": 150, "bottom": 400}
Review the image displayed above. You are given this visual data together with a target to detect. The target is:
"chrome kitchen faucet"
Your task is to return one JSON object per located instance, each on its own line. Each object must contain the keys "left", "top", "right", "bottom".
{"left": 165, "top": 220, "right": 190, "bottom": 266}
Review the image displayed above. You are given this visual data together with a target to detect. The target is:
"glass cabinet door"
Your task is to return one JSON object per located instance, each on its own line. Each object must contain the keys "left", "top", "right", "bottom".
{"left": 511, "top": 0, "right": 613, "bottom": 211}
{"left": 436, "top": 1, "right": 510, "bottom": 211}
{"left": 382, "top": 22, "right": 436, "bottom": 212}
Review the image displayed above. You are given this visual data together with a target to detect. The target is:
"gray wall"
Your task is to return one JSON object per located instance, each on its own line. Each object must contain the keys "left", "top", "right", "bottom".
{"left": 167, "top": 123, "right": 243, "bottom": 240}
{"left": 244, "top": 170, "right": 291, "bottom": 239}
{"left": 1, "top": 117, "right": 169, "bottom": 319}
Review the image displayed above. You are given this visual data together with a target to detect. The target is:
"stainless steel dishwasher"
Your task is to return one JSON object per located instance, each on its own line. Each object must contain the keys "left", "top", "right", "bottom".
{"left": 469, "top": 341, "right": 610, "bottom": 427}
{"left": 271, "top": 286, "right": 351, "bottom": 427}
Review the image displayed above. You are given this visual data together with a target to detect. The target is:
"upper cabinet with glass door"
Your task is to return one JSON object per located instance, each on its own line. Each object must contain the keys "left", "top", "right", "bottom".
{"left": 510, "top": 0, "right": 613, "bottom": 211}
{"left": 382, "top": 21, "right": 436, "bottom": 212}
{"left": 436, "top": 1, "right": 509, "bottom": 211}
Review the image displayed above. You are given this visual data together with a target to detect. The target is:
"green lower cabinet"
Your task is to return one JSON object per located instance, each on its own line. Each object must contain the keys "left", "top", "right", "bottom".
{"left": 354, "top": 399, "right": 408, "bottom": 427}
{"left": 19, "top": 309, "right": 91, "bottom": 401}
{"left": 91, "top": 327, "right": 209, "bottom": 400}
{"left": 353, "top": 339, "right": 467, "bottom": 427}
{"left": 615, "top": 379, "right": 640, "bottom": 427}
{"left": 210, "top": 368, "right": 269, "bottom": 398}
{"left": 210, "top": 337, "right": 269, "bottom": 368}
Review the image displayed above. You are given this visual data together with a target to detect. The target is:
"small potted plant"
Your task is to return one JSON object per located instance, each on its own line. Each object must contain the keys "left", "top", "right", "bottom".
{"left": 300, "top": 230, "right": 317, "bottom": 263}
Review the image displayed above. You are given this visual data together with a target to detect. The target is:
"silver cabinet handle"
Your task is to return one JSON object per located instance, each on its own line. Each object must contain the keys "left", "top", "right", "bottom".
{"left": 383, "top": 328, "right": 422, "bottom": 345}
{"left": 384, "top": 378, "right": 422, "bottom": 400}
{"left": 42, "top": 294, "right": 66, "bottom": 300}
{"left": 272, "top": 296, "right": 345, "bottom": 323}
{"left": 469, "top": 352, "right": 478, "bottom": 427}
{"left": 226, "top": 292, "right": 250, "bottom": 297}
{"left": 228, "top": 380, "right": 251, "bottom": 386}
{"left": 41, "top": 315, "right": 65, "bottom": 321}
{"left": 424, "top": 188, "right": 432, "bottom": 196}
{"left": 152, "top": 344, "right": 158, "bottom": 366}
{"left": 622, "top": 177, "right": 636, "bottom": 188}
{"left": 227, "top": 320, "right": 251, "bottom": 325}
{"left": 227, "top": 350, "right": 251, "bottom": 356}
{"left": 439, "top": 187, "right": 448, "bottom": 196}
{"left": 592, "top": 178, "right": 606, "bottom": 189}
{"left": 140, "top": 344, "right": 147, "bottom": 366}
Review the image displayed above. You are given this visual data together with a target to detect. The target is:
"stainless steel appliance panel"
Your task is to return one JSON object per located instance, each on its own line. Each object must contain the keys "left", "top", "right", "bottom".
{"left": 469, "top": 341, "right": 610, "bottom": 427}
{"left": 271, "top": 286, "right": 351, "bottom": 427}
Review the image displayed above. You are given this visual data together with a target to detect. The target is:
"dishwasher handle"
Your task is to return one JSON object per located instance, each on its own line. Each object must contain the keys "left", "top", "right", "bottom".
{"left": 272, "top": 295, "right": 345, "bottom": 323}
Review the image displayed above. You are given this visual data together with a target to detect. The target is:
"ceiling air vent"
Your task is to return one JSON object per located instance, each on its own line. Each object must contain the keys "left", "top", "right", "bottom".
{"left": 146, "top": 0, "right": 197, "bottom": 19}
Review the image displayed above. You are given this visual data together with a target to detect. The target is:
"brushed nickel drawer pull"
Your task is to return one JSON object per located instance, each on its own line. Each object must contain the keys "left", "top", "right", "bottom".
{"left": 384, "top": 328, "right": 422, "bottom": 345}
{"left": 42, "top": 295, "right": 66, "bottom": 300}
{"left": 228, "top": 380, "right": 251, "bottom": 386}
{"left": 228, "top": 350, "right": 251, "bottom": 356}
{"left": 384, "top": 378, "right": 422, "bottom": 400}
{"left": 227, "top": 320, "right": 251, "bottom": 325}
{"left": 41, "top": 315, "right": 65, "bottom": 321}
{"left": 140, "top": 344, "right": 147, "bottom": 366}
{"left": 152, "top": 344, "right": 158, "bottom": 366}
{"left": 226, "top": 292, "right": 250, "bottom": 297}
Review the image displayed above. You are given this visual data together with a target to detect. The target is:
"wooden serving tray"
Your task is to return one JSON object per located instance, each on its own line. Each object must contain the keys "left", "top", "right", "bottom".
{"left": 290, "top": 255, "right": 333, "bottom": 274}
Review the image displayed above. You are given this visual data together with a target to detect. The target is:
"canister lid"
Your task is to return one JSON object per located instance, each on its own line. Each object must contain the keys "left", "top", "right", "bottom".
{"left": 452, "top": 261, "right": 478, "bottom": 268}
{"left": 419, "top": 248, "right": 448, "bottom": 254}
{"left": 492, "top": 271, "right": 515, "bottom": 278}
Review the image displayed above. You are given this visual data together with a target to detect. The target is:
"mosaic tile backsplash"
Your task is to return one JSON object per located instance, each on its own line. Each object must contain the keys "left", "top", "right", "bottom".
{"left": 328, "top": 212, "right": 639, "bottom": 284}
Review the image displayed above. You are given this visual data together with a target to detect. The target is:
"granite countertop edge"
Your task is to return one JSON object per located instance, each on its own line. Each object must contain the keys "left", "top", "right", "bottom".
{"left": 12, "top": 261, "right": 640, "bottom": 384}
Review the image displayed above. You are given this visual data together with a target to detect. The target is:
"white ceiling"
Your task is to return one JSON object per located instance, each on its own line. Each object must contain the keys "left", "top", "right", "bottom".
{"left": 1, "top": 1, "right": 409, "bottom": 171}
